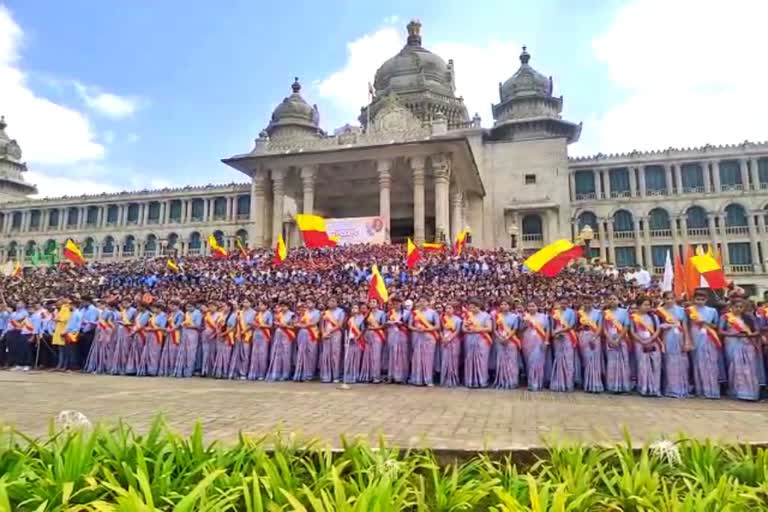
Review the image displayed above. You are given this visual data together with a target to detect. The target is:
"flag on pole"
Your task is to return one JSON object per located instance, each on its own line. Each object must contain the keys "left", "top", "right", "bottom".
{"left": 368, "top": 264, "right": 389, "bottom": 304}
{"left": 422, "top": 242, "right": 444, "bottom": 253}
{"left": 63, "top": 239, "right": 85, "bottom": 266}
{"left": 273, "top": 234, "right": 288, "bottom": 265}
{"left": 523, "top": 239, "right": 584, "bottom": 278}
{"left": 1, "top": 260, "right": 21, "bottom": 278}
{"left": 673, "top": 252, "right": 686, "bottom": 298}
{"left": 661, "top": 250, "right": 674, "bottom": 293}
{"left": 406, "top": 238, "right": 421, "bottom": 269}
{"left": 208, "top": 235, "right": 228, "bottom": 258}
{"left": 295, "top": 214, "right": 338, "bottom": 248}
{"left": 683, "top": 245, "right": 699, "bottom": 297}
{"left": 453, "top": 230, "right": 468, "bottom": 256}
{"left": 690, "top": 249, "right": 728, "bottom": 289}
{"left": 167, "top": 259, "right": 180, "bottom": 272}
{"left": 235, "top": 237, "right": 248, "bottom": 259}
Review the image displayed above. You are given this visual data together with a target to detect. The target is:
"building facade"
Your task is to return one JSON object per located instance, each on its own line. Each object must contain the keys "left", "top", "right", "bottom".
{"left": 1, "top": 20, "right": 767, "bottom": 293}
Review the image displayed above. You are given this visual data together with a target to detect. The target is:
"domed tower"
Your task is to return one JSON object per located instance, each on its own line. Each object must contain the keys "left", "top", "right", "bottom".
{"left": 360, "top": 20, "right": 469, "bottom": 130}
{"left": 490, "top": 47, "right": 580, "bottom": 142}
{"left": 0, "top": 115, "right": 37, "bottom": 201}
{"left": 263, "top": 77, "right": 324, "bottom": 141}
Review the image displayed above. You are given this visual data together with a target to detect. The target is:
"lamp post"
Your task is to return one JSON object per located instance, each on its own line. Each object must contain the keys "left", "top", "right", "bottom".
{"left": 508, "top": 223, "right": 519, "bottom": 250}
{"left": 580, "top": 225, "right": 594, "bottom": 258}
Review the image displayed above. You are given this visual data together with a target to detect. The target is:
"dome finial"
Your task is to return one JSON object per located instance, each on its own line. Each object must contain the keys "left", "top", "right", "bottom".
{"left": 0, "top": 115, "right": 6, "bottom": 131}
{"left": 406, "top": 19, "right": 422, "bottom": 46}
{"left": 291, "top": 77, "right": 301, "bottom": 93}
{"left": 520, "top": 46, "right": 530, "bottom": 65}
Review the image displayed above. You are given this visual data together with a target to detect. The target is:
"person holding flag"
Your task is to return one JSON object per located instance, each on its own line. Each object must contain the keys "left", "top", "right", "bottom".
{"left": 719, "top": 298, "right": 760, "bottom": 401}
{"left": 319, "top": 297, "right": 345, "bottom": 383}
{"left": 656, "top": 291, "right": 690, "bottom": 398}
{"left": 687, "top": 289, "right": 722, "bottom": 399}
{"left": 408, "top": 296, "right": 440, "bottom": 387}
{"left": 492, "top": 298, "right": 521, "bottom": 390}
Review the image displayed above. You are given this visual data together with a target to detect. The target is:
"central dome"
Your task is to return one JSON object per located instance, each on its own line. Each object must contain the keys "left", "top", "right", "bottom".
{"left": 373, "top": 20, "right": 454, "bottom": 97}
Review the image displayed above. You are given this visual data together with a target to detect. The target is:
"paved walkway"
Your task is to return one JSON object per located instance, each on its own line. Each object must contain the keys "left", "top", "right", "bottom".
{"left": 1, "top": 371, "right": 766, "bottom": 449}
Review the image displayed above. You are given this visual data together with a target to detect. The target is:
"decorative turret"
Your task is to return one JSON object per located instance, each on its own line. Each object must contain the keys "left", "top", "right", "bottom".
{"left": 360, "top": 20, "right": 469, "bottom": 130}
{"left": 489, "top": 47, "right": 581, "bottom": 143}
{"left": 0, "top": 116, "right": 38, "bottom": 201}
{"left": 263, "top": 78, "right": 324, "bottom": 141}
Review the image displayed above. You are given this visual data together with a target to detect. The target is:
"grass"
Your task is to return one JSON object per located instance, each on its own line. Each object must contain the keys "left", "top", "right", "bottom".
{"left": 0, "top": 417, "right": 767, "bottom": 511}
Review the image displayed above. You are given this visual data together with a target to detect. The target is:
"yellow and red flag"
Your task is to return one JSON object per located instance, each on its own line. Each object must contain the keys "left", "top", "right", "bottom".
{"left": 208, "top": 235, "right": 228, "bottom": 258}
{"left": 453, "top": 230, "right": 468, "bottom": 256}
{"left": 673, "top": 252, "right": 686, "bottom": 298}
{"left": 523, "top": 239, "right": 584, "bottom": 277}
{"left": 166, "top": 258, "right": 180, "bottom": 272}
{"left": 422, "top": 242, "right": 444, "bottom": 253}
{"left": 295, "top": 214, "right": 338, "bottom": 248}
{"left": 1, "top": 260, "right": 21, "bottom": 278}
{"left": 367, "top": 264, "right": 389, "bottom": 304}
{"left": 683, "top": 245, "right": 699, "bottom": 297}
{"left": 405, "top": 238, "right": 421, "bottom": 269}
{"left": 63, "top": 239, "right": 85, "bottom": 265}
{"left": 273, "top": 234, "right": 288, "bottom": 265}
{"left": 235, "top": 237, "right": 248, "bottom": 259}
{"left": 690, "top": 249, "right": 728, "bottom": 289}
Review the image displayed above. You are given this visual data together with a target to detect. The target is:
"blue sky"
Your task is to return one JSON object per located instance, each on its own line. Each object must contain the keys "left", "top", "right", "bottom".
{"left": 1, "top": 0, "right": 766, "bottom": 197}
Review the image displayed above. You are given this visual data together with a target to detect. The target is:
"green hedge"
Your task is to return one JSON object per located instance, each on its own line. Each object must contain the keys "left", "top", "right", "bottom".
{"left": 1, "top": 417, "right": 767, "bottom": 511}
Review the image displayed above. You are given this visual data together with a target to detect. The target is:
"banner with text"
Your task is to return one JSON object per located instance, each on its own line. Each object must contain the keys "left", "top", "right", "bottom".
{"left": 326, "top": 216, "right": 386, "bottom": 245}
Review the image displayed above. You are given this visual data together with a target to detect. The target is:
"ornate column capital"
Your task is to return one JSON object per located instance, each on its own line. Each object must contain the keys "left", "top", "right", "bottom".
{"left": 410, "top": 155, "right": 426, "bottom": 177}
{"left": 377, "top": 159, "right": 392, "bottom": 185}
{"left": 450, "top": 190, "right": 463, "bottom": 207}
{"left": 431, "top": 154, "right": 451, "bottom": 183}
{"left": 300, "top": 165, "right": 317, "bottom": 183}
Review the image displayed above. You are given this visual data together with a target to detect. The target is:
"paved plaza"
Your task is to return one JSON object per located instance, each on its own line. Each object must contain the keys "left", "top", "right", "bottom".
{"left": 1, "top": 371, "right": 767, "bottom": 450}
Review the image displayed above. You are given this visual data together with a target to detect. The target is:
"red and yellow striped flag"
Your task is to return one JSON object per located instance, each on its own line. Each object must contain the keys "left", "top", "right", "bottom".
{"left": 422, "top": 242, "right": 444, "bottom": 253}
{"left": 208, "top": 235, "right": 228, "bottom": 258}
{"left": 690, "top": 249, "right": 727, "bottom": 289}
{"left": 406, "top": 238, "right": 420, "bottom": 269}
{"left": 523, "top": 239, "right": 584, "bottom": 277}
{"left": 63, "top": 239, "right": 85, "bottom": 266}
{"left": 273, "top": 234, "right": 288, "bottom": 265}
{"left": 295, "top": 214, "right": 337, "bottom": 248}
{"left": 368, "top": 264, "right": 389, "bottom": 304}
{"left": 453, "top": 230, "right": 468, "bottom": 256}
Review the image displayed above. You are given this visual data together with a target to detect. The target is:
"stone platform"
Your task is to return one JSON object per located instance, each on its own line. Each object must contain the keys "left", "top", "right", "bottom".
{"left": 1, "top": 371, "right": 766, "bottom": 450}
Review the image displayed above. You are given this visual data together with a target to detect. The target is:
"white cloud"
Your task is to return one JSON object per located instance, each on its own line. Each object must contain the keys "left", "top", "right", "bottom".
{"left": 317, "top": 25, "right": 518, "bottom": 129}
{"left": 576, "top": 0, "right": 768, "bottom": 155}
{"left": 0, "top": 5, "right": 105, "bottom": 166}
{"left": 74, "top": 82, "right": 140, "bottom": 119}
{"left": 26, "top": 170, "right": 119, "bottom": 198}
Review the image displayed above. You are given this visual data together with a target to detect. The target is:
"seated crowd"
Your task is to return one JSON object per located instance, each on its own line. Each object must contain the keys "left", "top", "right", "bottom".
{"left": 0, "top": 244, "right": 766, "bottom": 401}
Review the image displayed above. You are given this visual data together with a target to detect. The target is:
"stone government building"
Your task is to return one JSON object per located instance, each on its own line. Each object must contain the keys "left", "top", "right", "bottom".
{"left": 1, "top": 20, "right": 767, "bottom": 294}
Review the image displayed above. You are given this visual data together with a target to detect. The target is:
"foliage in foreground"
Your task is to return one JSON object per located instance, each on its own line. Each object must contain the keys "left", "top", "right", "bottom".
{"left": 0, "top": 418, "right": 767, "bottom": 511}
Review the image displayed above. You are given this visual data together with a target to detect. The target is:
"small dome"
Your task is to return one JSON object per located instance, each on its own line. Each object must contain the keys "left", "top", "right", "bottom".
{"left": 499, "top": 47, "right": 552, "bottom": 102}
{"left": 373, "top": 20, "right": 454, "bottom": 97}
{"left": 0, "top": 115, "right": 23, "bottom": 162}
{"left": 265, "top": 78, "right": 320, "bottom": 137}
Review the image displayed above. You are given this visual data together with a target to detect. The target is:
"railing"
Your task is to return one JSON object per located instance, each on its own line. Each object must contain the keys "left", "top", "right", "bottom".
{"left": 728, "top": 264, "right": 753, "bottom": 274}
{"left": 683, "top": 186, "right": 705, "bottom": 194}
{"left": 144, "top": 249, "right": 157, "bottom": 258}
{"left": 102, "top": 252, "right": 114, "bottom": 259}
{"left": 613, "top": 230, "right": 634, "bottom": 240}
{"left": 190, "top": 216, "right": 203, "bottom": 222}
{"left": 147, "top": 218, "right": 160, "bottom": 225}
{"left": 686, "top": 228, "right": 709, "bottom": 237}
{"left": 188, "top": 247, "right": 202, "bottom": 256}
{"left": 123, "top": 249, "right": 135, "bottom": 257}
{"left": 610, "top": 190, "right": 631, "bottom": 199}
{"left": 646, "top": 189, "right": 667, "bottom": 197}
{"left": 236, "top": 213, "right": 249, "bottom": 221}
{"left": 721, "top": 183, "right": 744, "bottom": 192}
{"left": 652, "top": 266, "right": 665, "bottom": 275}
{"left": 761, "top": 182, "right": 768, "bottom": 190}
{"left": 574, "top": 192, "right": 597, "bottom": 201}
{"left": 521, "top": 234, "right": 543, "bottom": 242}
{"left": 649, "top": 229, "right": 672, "bottom": 238}
{"left": 724, "top": 225, "right": 749, "bottom": 235}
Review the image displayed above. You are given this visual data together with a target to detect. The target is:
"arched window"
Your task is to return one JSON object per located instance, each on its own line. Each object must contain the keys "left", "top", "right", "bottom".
{"left": 235, "top": 229, "right": 248, "bottom": 245}
{"left": 648, "top": 208, "right": 671, "bottom": 231}
{"left": 213, "top": 197, "right": 227, "bottom": 219}
{"left": 189, "top": 232, "right": 202, "bottom": 250}
{"left": 612, "top": 210, "right": 634, "bottom": 232}
{"left": 577, "top": 211, "right": 598, "bottom": 230}
{"left": 103, "top": 236, "right": 115, "bottom": 255}
{"left": 521, "top": 214, "right": 543, "bottom": 241}
{"left": 7, "top": 241, "right": 18, "bottom": 258}
{"left": 83, "top": 237, "right": 95, "bottom": 256}
{"left": 25, "top": 240, "right": 37, "bottom": 257}
{"left": 212, "top": 230, "right": 225, "bottom": 246}
{"left": 145, "top": 234, "right": 158, "bottom": 252}
{"left": 236, "top": 195, "right": 250, "bottom": 217}
{"left": 167, "top": 233, "right": 179, "bottom": 250}
{"left": 123, "top": 235, "right": 136, "bottom": 255}
{"left": 685, "top": 206, "right": 708, "bottom": 229}
{"left": 724, "top": 204, "right": 748, "bottom": 226}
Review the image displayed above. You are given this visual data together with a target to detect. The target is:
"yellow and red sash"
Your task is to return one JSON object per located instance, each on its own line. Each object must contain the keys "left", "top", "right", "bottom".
{"left": 323, "top": 310, "right": 341, "bottom": 332}
{"left": 203, "top": 313, "right": 217, "bottom": 332}
{"left": 9, "top": 318, "right": 24, "bottom": 330}
{"left": 149, "top": 315, "right": 165, "bottom": 344}
{"left": 388, "top": 308, "right": 409, "bottom": 335}
{"left": 300, "top": 311, "right": 320, "bottom": 343}
{"left": 167, "top": 314, "right": 181, "bottom": 344}
{"left": 366, "top": 312, "right": 386, "bottom": 344}
{"left": 132, "top": 316, "right": 147, "bottom": 343}
{"left": 578, "top": 309, "right": 600, "bottom": 333}
{"left": 524, "top": 314, "right": 548, "bottom": 342}
{"left": 276, "top": 311, "right": 296, "bottom": 342}
{"left": 254, "top": 312, "right": 272, "bottom": 342}
{"left": 465, "top": 311, "right": 492, "bottom": 346}
{"left": 687, "top": 306, "right": 721, "bottom": 349}
{"left": 495, "top": 312, "right": 521, "bottom": 348}
{"left": 552, "top": 309, "right": 578, "bottom": 347}
{"left": 413, "top": 309, "right": 440, "bottom": 343}
{"left": 97, "top": 316, "right": 114, "bottom": 331}
{"left": 348, "top": 317, "right": 365, "bottom": 350}
{"left": 237, "top": 311, "right": 253, "bottom": 343}
{"left": 724, "top": 312, "right": 754, "bottom": 336}
{"left": 64, "top": 332, "right": 79, "bottom": 344}
{"left": 603, "top": 310, "right": 625, "bottom": 336}
{"left": 120, "top": 310, "right": 132, "bottom": 327}
{"left": 655, "top": 307, "right": 679, "bottom": 329}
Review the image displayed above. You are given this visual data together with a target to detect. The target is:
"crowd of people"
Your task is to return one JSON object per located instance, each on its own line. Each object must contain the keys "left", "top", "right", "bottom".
{"left": 1, "top": 244, "right": 766, "bottom": 401}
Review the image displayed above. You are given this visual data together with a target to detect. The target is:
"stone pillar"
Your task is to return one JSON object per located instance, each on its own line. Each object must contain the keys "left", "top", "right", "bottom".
{"left": 202, "top": 199, "right": 209, "bottom": 222}
{"left": 226, "top": 196, "right": 233, "bottom": 220}
{"left": 568, "top": 172, "right": 576, "bottom": 201}
{"left": 410, "top": 156, "right": 426, "bottom": 244}
{"left": 680, "top": 215, "right": 689, "bottom": 243}
{"left": 671, "top": 215, "right": 681, "bottom": 259}
{"left": 250, "top": 169, "right": 267, "bottom": 248}
{"left": 597, "top": 218, "right": 607, "bottom": 261}
{"left": 739, "top": 158, "right": 749, "bottom": 190}
{"left": 664, "top": 164, "right": 674, "bottom": 195}
{"left": 141, "top": 204, "right": 149, "bottom": 226}
{"left": 750, "top": 158, "right": 761, "bottom": 191}
{"left": 593, "top": 169, "right": 602, "bottom": 199}
{"left": 41, "top": 210, "right": 49, "bottom": 232}
{"left": 637, "top": 166, "right": 646, "bottom": 197}
{"left": 757, "top": 214, "right": 768, "bottom": 273}
{"left": 271, "top": 168, "right": 285, "bottom": 244}
{"left": 60, "top": 208, "right": 66, "bottom": 230}
{"left": 701, "top": 161, "right": 711, "bottom": 193}
{"left": 712, "top": 160, "right": 721, "bottom": 192}
{"left": 640, "top": 216, "right": 651, "bottom": 267}
{"left": 747, "top": 213, "right": 760, "bottom": 272}
{"left": 300, "top": 165, "right": 317, "bottom": 214}
{"left": 432, "top": 154, "right": 451, "bottom": 243}
{"left": 450, "top": 188, "right": 463, "bottom": 243}
{"left": 706, "top": 212, "right": 719, "bottom": 250}
{"left": 377, "top": 159, "right": 392, "bottom": 241}
{"left": 628, "top": 167, "right": 637, "bottom": 197}
{"left": 603, "top": 169, "right": 612, "bottom": 198}
{"left": 673, "top": 164, "right": 683, "bottom": 194}
{"left": 634, "top": 217, "right": 643, "bottom": 266}
{"left": 606, "top": 221, "right": 616, "bottom": 264}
